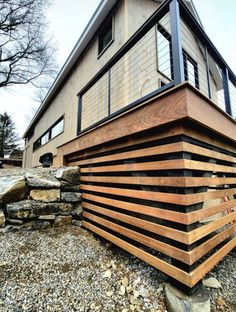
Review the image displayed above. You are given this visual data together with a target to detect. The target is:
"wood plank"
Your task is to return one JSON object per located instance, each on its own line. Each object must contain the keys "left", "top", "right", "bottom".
{"left": 81, "top": 176, "right": 236, "bottom": 187}
{"left": 72, "top": 142, "right": 184, "bottom": 166}
{"left": 83, "top": 202, "right": 190, "bottom": 244}
{"left": 83, "top": 193, "right": 189, "bottom": 224}
{"left": 82, "top": 221, "right": 192, "bottom": 286}
{"left": 83, "top": 193, "right": 236, "bottom": 225}
{"left": 188, "top": 212, "right": 236, "bottom": 244}
{"left": 190, "top": 237, "right": 236, "bottom": 286}
{"left": 81, "top": 184, "right": 236, "bottom": 206}
{"left": 188, "top": 200, "right": 236, "bottom": 224}
{"left": 81, "top": 159, "right": 236, "bottom": 174}
{"left": 189, "top": 225, "right": 236, "bottom": 264}
{"left": 69, "top": 141, "right": 236, "bottom": 166}
{"left": 84, "top": 211, "right": 191, "bottom": 264}
{"left": 181, "top": 141, "right": 236, "bottom": 163}
{"left": 66, "top": 125, "right": 184, "bottom": 163}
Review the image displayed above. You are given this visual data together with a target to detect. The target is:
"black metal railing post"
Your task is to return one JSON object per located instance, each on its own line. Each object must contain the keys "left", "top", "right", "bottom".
{"left": 222, "top": 68, "right": 232, "bottom": 116}
{"left": 77, "top": 95, "right": 82, "bottom": 135}
{"left": 169, "top": 0, "right": 185, "bottom": 86}
{"left": 204, "top": 46, "right": 212, "bottom": 99}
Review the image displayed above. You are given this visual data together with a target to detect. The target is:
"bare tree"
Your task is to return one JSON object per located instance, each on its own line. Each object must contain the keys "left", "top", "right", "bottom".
{"left": 0, "top": 0, "right": 58, "bottom": 89}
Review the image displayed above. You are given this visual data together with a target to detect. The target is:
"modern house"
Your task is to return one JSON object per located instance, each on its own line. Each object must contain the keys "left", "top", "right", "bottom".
{"left": 23, "top": 0, "right": 236, "bottom": 292}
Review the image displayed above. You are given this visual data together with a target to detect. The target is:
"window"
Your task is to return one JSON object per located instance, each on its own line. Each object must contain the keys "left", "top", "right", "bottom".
{"left": 33, "top": 116, "right": 64, "bottom": 151}
{"left": 51, "top": 118, "right": 64, "bottom": 139}
{"left": 157, "top": 24, "right": 173, "bottom": 80}
{"left": 98, "top": 16, "right": 113, "bottom": 56}
{"left": 183, "top": 51, "right": 199, "bottom": 89}
{"left": 41, "top": 132, "right": 49, "bottom": 145}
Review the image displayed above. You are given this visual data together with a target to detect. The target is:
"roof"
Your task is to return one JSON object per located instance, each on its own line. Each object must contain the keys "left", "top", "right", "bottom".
{"left": 23, "top": 0, "right": 201, "bottom": 139}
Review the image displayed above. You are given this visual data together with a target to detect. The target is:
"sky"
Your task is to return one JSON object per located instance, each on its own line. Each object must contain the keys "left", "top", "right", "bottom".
{"left": 0, "top": 0, "right": 235, "bottom": 142}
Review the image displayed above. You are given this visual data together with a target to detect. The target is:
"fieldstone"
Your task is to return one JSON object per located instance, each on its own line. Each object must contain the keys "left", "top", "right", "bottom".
{"left": 26, "top": 173, "right": 61, "bottom": 188}
{"left": 7, "top": 200, "right": 73, "bottom": 219}
{"left": 61, "top": 192, "right": 81, "bottom": 203}
{"left": 61, "top": 181, "right": 80, "bottom": 192}
{"left": 30, "top": 189, "right": 60, "bottom": 202}
{"left": 0, "top": 176, "right": 26, "bottom": 203}
{"left": 38, "top": 215, "right": 56, "bottom": 220}
{"left": 72, "top": 220, "right": 82, "bottom": 227}
{"left": 55, "top": 166, "right": 80, "bottom": 184}
{"left": 71, "top": 204, "right": 83, "bottom": 218}
{"left": 54, "top": 215, "right": 72, "bottom": 227}
{"left": 20, "top": 220, "right": 51, "bottom": 230}
{"left": 202, "top": 277, "right": 222, "bottom": 289}
{"left": 106, "top": 291, "right": 113, "bottom": 297}
{"left": 7, "top": 219, "right": 24, "bottom": 225}
{"left": 0, "top": 211, "right": 5, "bottom": 228}
{"left": 164, "top": 283, "right": 210, "bottom": 312}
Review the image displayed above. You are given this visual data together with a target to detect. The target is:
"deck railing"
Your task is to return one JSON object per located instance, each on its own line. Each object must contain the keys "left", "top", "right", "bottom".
{"left": 77, "top": 0, "right": 236, "bottom": 134}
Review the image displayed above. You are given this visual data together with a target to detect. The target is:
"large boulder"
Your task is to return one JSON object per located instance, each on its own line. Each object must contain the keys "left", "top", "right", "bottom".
{"left": 55, "top": 167, "right": 80, "bottom": 184}
{"left": 164, "top": 283, "right": 210, "bottom": 312}
{"left": 26, "top": 173, "right": 61, "bottom": 188}
{"left": 30, "top": 189, "right": 60, "bottom": 202}
{"left": 7, "top": 200, "right": 73, "bottom": 219}
{"left": 0, "top": 210, "right": 5, "bottom": 228}
{"left": 0, "top": 176, "right": 26, "bottom": 203}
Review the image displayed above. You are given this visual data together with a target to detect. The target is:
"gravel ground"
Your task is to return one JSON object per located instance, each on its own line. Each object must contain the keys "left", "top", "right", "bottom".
{"left": 0, "top": 226, "right": 235, "bottom": 312}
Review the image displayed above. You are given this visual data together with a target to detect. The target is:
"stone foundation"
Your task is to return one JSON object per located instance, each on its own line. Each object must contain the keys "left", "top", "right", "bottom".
{"left": 0, "top": 167, "right": 82, "bottom": 231}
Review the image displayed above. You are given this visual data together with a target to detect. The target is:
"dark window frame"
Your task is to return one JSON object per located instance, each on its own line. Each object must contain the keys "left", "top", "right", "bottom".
{"left": 98, "top": 15, "right": 114, "bottom": 58}
{"left": 183, "top": 50, "right": 199, "bottom": 89}
{"left": 33, "top": 116, "right": 64, "bottom": 152}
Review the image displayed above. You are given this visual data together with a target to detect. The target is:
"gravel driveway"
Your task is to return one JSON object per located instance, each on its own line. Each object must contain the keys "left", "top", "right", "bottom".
{"left": 0, "top": 226, "right": 235, "bottom": 312}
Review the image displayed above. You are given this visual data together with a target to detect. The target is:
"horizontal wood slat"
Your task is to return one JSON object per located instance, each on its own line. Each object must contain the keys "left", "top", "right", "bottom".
{"left": 71, "top": 141, "right": 236, "bottom": 166}
{"left": 190, "top": 237, "right": 236, "bottom": 286}
{"left": 188, "top": 225, "right": 236, "bottom": 264}
{"left": 83, "top": 193, "right": 236, "bottom": 225}
{"left": 83, "top": 201, "right": 236, "bottom": 245}
{"left": 83, "top": 202, "right": 190, "bottom": 244}
{"left": 81, "top": 159, "right": 236, "bottom": 174}
{"left": 81, "top": 176, "right": 236, "bottom": 187}
{"left": 84, "top": 211, "right": 191, "bottom": 264}
{"left": 81, "top": 184, "right": 236, "bottom": 206}
{"left": 82, "top": 221, "right": 192, "bottom": 286}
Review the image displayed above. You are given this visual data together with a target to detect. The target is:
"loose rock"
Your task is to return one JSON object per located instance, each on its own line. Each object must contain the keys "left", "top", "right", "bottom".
{"left": 202, "top": 277, "right": 222, "bottom": 289}
{"left": 0, "top": 210, "right": 5, "bottom": 228}
{"left": 54, "top": 215, "right": 72, "bottom": 227}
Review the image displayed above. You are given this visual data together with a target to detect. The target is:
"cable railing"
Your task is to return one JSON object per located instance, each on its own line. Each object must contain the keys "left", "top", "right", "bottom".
{"left": 77, "top": 0, "right": 236, "bottom": 134}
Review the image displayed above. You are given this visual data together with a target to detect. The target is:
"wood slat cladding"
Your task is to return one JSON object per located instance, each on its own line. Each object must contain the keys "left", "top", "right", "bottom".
{"left": 73, "top": 126, "right": 236, "bottom": 291}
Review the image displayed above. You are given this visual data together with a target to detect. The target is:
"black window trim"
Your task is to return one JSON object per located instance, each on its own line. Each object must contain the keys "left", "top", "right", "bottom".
{"left": 33, "top": 116, "right": 64, "bottom": 152}
{"left": 97, "top": 15, "right": 115, "bottom": 59}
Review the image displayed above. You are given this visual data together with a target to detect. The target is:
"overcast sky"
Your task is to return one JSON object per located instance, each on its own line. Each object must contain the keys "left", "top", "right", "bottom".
{"left": 0, "top": 0, "right": 235, "bottom": 141}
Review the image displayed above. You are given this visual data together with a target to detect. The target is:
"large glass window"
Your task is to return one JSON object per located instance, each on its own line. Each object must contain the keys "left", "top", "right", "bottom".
{"left": 33, "top": 116, "right": 64, "bottom": 151}
{"left": 51, "top": 118, "right": 64, "bottom": 139}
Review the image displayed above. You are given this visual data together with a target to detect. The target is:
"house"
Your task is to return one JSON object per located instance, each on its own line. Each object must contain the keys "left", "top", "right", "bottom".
{"left": 23, "top": 0, "right": 236, "bottom": 292}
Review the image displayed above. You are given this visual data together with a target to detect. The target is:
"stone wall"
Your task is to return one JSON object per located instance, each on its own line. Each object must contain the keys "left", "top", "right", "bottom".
{"left": 0, "top": 167, "right": 82, "bottom": 230}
